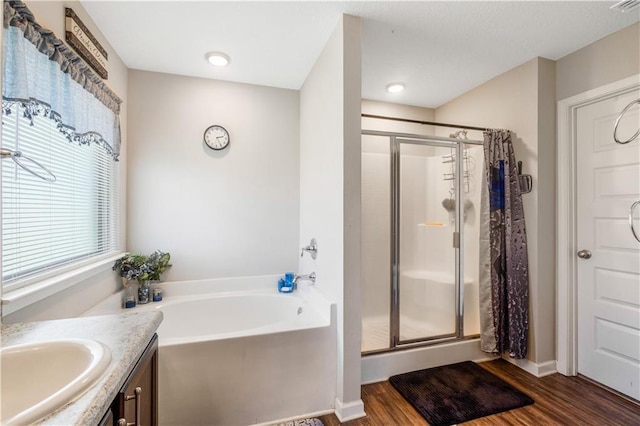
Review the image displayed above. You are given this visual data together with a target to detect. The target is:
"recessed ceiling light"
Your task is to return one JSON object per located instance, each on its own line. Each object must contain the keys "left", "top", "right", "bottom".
{"left": 386, "top": 82, "right": 405, "bottom": 93}
{"left": 205, "top": 52, "right": 230, "bottom": 67}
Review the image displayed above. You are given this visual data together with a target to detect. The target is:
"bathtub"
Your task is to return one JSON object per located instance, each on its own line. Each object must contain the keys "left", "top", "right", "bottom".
{"left": 85, "top": 275, "right": 337, "bottom": 425}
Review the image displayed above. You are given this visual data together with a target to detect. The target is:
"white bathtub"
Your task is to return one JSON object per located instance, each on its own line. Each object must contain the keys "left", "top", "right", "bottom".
{"left": 152, "top": 292, "right": 329, "bottom": 347}
{"left": 85, "top": 275, "right": 337, "bottom": 425}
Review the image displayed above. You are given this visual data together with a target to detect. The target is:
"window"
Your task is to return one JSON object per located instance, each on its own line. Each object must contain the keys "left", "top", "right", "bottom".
{"left": 1, "top": 104, "right": 120, "bottom": 290}
{"left": 1, "top": 3, "right": 122, "bottom": 294}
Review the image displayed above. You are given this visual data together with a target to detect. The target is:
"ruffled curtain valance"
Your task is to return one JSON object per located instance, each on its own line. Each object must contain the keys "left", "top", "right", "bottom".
{"left": 2, "top": 0, "right": 122, "bottom": 160}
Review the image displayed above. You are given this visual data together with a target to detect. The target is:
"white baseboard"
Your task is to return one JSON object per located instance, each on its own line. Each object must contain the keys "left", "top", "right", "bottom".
{"left": 334, "top": 398, "right": 366, "bottom": 422}
{"left": 505, "top": 357, "right": 557, "bottom": 377}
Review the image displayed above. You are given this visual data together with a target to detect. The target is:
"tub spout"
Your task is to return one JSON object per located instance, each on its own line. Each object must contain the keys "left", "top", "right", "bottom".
{"left": 294, "top": 272, "right": 316, "bottom": 285}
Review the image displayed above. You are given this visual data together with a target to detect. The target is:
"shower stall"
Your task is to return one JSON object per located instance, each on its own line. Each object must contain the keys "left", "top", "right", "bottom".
{"left": 361, "top": 128, "right": 483, "bottom": 354}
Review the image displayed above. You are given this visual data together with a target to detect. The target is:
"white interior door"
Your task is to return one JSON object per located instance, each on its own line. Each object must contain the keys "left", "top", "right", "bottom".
{"left": 576, "top": 88, "right": 640, "bottom": 400}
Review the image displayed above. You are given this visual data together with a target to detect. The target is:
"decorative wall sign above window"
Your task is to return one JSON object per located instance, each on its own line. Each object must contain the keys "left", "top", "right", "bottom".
{"left": 65, "top": 8, "right": 109, "bottom": 79}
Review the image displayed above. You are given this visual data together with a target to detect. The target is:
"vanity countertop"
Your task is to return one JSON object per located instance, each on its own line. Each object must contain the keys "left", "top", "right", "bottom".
{"left": 1, "top": 310, "right": 163, "bottom": 425}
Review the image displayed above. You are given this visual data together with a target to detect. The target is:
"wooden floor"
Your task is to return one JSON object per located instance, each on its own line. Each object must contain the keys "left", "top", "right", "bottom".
{"left": 318, "top": 360, "right": 640, "bottom": 425}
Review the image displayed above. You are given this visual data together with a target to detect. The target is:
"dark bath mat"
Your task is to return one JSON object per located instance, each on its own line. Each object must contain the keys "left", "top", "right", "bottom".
{"left": 389, "top": 361, "right": 534, "bottom": 425}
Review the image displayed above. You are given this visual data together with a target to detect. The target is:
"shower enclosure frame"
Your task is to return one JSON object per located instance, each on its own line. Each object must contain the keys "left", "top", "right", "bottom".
{"left": 362, "top": 130, "right": 483, "bottom": 355}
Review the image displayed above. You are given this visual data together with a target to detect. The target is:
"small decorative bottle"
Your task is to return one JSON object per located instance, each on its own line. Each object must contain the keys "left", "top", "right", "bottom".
{"left": 138, "top": 280, "right": 151, "bottom": 304}
{"left": 124, "top": 284, "right": 137, "bottom": 308}
{"left": 152, "top": 286, "right": 163, "bottom": 302}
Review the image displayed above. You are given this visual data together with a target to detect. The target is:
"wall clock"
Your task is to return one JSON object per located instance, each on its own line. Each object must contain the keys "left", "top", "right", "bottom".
{"left": 203, "top": 125, "right": 230, "bottom": 150}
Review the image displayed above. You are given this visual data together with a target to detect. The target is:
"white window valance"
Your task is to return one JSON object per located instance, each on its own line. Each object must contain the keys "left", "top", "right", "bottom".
{"left": 2, "top": 0, "right": 122, "bottom": 160}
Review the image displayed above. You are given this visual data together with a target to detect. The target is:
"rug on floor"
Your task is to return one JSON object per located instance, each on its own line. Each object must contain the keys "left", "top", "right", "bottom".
{"left": 271, "top": 418, "right": 324, "bottom": 426}
{"left": 389, "top": 361, "right": 534, "bottom": 426}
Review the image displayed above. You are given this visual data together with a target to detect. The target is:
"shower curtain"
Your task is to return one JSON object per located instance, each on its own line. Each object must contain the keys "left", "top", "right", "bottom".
{"left": 479, "top": 130, "right": 529, "bottom": 359}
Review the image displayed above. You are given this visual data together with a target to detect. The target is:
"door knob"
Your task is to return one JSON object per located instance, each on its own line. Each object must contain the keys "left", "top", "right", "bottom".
{"left": 577, "top": 250, "right": 592, "bottom": 259}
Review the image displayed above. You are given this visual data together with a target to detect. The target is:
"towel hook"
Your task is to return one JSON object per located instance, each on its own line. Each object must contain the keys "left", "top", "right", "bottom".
{"left": 613, "top": 99, "right": 640, "bottom": 144}
{"left": 629, "top": 201, "right": 640, "bottom": 243}
{"left": 1, "top": 148, "right": 56, "bottom": 182}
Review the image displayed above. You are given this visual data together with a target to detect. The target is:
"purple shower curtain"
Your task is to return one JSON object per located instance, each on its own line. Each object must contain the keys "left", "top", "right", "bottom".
{"left": 479, "top": 130, "right": 529, "bottom": 359}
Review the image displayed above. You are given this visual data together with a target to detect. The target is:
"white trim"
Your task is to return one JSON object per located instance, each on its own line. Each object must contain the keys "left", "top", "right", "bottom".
{"left": 1, "top": 252, "right": 124, "bottom": 316}
{"left": 361, "top": 353, "right": 498, "bottom": 386}
{"left": 361, "top": 338, "right": 492, "bottom": 384}
{"left": 556, "top": 74, "right": 640, "bottom": 376}
{"left": 504, "top": 357, "right": 557, "bottom": 378}
{"left": 334, "top": 398, "right": 366, "bottom": 422}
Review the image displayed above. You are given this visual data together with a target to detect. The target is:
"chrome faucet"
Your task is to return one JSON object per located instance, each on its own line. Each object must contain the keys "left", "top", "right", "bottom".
{"left": 293, "top": 272, "right": 316, "bottom": 285}
{"left": 300, "top": 238, "right": 318, "bottom": 260}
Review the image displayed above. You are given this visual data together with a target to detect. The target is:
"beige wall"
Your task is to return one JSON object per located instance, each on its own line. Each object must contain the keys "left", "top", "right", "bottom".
{"left": 557, "top": 23, "right": 639, "bottom": 101}
{"left": 362, "top": 99, "right": 436, "bottom": 133}
{"left": 299, "top": 14, "right": 364, "bottom": 419}
{"left": 127, "top": 70, "right": 300, "bottom": 281}
{"left": 436, "top": 57, "right": 557, "bottom": 366}
{"left": 341, "top": 14, "right": 363, "bottom": 418}
{"left": 536, "top": 58, "right": 557, "bottom": 365}
{"left": 4, "top": 0, "right": 129, "bottom": 322}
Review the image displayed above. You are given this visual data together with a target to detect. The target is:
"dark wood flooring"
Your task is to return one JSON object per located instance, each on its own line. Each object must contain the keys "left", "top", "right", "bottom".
{"left": 318, "top": 359, "right": 640, "bottom": 425}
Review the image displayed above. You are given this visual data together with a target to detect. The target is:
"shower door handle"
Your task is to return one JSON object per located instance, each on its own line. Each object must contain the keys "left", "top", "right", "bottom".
{"left": 452, "top": 232, "right": 460, "bottom": 248}
{"left": 577, "top": 250, "right": 592, "bottom": 259}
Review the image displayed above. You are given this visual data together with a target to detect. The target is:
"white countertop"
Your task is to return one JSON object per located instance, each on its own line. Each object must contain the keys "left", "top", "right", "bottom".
{"left": 1, "top": 311, "right": 163, "bottom": 425}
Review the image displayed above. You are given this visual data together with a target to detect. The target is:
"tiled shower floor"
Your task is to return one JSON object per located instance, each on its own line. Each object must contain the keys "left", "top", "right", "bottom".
{"left": 361, "top": 315, "right": 453, "bottom": 352}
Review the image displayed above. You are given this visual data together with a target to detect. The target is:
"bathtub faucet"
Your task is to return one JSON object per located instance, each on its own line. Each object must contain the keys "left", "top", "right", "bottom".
{"left": 300, "top": 238, "right": 318, "bottom": 260}
{"left": 294, "top": 272, "right": 316, "bottom": 285}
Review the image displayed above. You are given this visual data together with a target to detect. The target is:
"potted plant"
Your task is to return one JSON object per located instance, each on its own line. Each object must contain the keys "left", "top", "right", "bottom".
{"left": 113, "top": 250, "right": 171, "bottom": 305}
{"left": 146, "top": 250, "right": 172, "bottom": 282}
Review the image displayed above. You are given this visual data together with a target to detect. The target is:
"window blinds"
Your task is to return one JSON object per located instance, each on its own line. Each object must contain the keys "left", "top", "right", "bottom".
{"left": 2, "top": 105, "right": 119, "bottom": 288}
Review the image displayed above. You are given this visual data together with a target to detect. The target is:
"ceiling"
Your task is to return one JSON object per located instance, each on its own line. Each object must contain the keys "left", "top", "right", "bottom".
{"left": 80, "top": 1, "right": 639, "bottom": 109}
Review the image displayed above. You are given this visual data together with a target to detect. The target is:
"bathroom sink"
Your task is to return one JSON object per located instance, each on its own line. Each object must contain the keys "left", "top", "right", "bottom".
{"left": 1, "top": 339, "right": 112, "bottom": 425}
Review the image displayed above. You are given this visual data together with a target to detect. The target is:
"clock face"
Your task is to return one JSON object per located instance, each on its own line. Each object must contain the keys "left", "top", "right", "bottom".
{"left": 204, "top": 125, "right": 230, "bottom": 150}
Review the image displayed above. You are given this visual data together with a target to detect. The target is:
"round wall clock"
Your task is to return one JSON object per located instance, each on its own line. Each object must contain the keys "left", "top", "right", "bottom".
{"left": 203, "top": 125, "right": 230, "bottom": 150}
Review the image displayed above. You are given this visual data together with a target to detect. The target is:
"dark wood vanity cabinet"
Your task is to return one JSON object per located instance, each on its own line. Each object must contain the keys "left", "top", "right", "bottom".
{"left": 98, "top": 409, "right": 114, "bottom": 426}
{"left": 111, "top": 334, "right": 159, "bottom": 426}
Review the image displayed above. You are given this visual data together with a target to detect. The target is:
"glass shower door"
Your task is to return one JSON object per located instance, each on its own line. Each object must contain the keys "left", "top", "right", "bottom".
{"left": 361, "top": 131, "right": 477, "bottom": 354}
{"left": 361, "top": 133, "right": 392, "bottom": 352}
{"left": 394, "top": 139, "right": 461, "bottom": 345}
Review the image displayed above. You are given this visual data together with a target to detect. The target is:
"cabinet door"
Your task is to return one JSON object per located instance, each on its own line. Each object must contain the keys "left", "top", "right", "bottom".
{"left": 113, "top": 334, "right": 158, "bottom": 426}
{"left": 98, "top": 409, "right": 113, "bottom": 426}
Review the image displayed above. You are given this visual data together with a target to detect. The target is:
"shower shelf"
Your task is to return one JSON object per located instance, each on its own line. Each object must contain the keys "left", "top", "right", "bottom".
{"left": 418, "top": 222, "right": 447, "bottom": 227}
{"left": 442, "top": 148, "right": 472, "bottom": 194}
